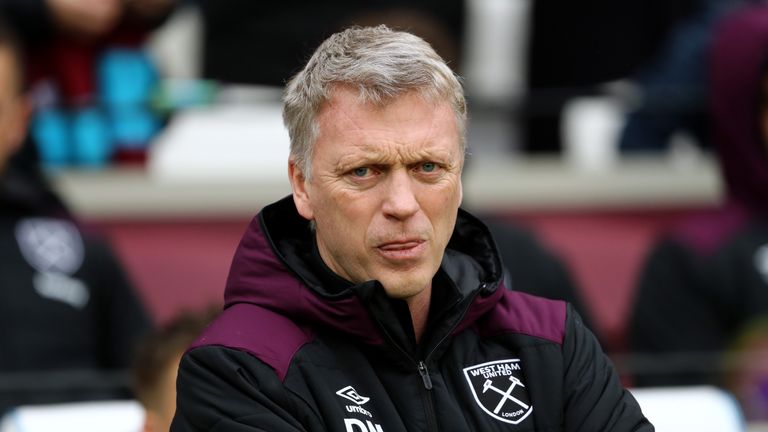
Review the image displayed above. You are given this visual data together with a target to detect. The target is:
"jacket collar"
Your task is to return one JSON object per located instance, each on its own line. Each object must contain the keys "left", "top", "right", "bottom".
{"left": 224, "top": 195, "right": 504, "bottom": 350}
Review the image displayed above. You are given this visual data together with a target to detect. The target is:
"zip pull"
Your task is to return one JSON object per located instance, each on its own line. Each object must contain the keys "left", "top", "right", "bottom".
{"left": 417, "top": 361, "right": 433, "bottom": 390}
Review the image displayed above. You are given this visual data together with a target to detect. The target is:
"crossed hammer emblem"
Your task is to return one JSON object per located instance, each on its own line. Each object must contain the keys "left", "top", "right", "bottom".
{"left": 482, "top": 376, "right": 530, "bottom": 414}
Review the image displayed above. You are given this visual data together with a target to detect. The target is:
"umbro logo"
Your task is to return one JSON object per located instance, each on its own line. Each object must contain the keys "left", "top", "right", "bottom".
{"left": 336, "top": 386, "right": 370, "bottom": 405}
{"left": 338, "top": 386, "right": 383, "bottom": 431}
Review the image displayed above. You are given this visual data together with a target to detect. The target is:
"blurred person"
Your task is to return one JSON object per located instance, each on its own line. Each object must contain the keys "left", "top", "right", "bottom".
{"left": 618, "top": 0, "right": 756, "bottom": 154}
{"left": 0, "top": 0, "right": 174, "bottom": 42}
{"left": 628, "top": 3, "right": 768, "bottom": 388}
{"left": 618, "top": 0, "right": 736, "bottom": 153}
{"left": 524, "top": 0, "right": 704, "bottom": 153}
{"left": 0, "top": 0, "right": 176, "bottom": 99}
{"left": 171, "top": 26, "right": 651, "bottom": 431}
{"left": 0, "top": 0, "right": 122, "bottom": 42}
{"left": 0, "top": 17, "right": 152, "bottom": 410}
{"left": 132, "top": 309, "right": 218, "bottom": 432}
{"left": 200, "top": 1, "right": 463, "bottom": 87}
{"left": 0, "top": 0, "right": 176, "bottom": 166}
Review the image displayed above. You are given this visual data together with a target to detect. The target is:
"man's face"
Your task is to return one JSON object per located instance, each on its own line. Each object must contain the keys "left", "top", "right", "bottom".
{"left": 290, "top": 87, "right": 464, "bottom": 300}
{"left": 0, "top": 46, "right": 28, "bottom": 173}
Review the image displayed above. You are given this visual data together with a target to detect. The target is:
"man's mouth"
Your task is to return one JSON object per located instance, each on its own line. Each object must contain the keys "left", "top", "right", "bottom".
{"left": 376, "top": 239, "right": 426, "bottom": 261}
{"left": 379, "top": 240, "right": 424, "bottom": 251}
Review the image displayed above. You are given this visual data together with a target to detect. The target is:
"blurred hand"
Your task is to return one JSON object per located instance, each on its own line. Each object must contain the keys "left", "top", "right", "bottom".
{"left": 46, "top": 0, "right": 123, "bottom": 37}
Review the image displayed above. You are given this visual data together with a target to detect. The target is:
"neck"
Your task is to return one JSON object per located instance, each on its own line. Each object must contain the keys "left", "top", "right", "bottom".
{"left": 406, "top": 284, "right": 432, "bottom": 344}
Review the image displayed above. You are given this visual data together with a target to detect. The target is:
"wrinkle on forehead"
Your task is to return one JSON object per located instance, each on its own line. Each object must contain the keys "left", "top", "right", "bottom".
{"left": 318, "top": 87, "right": 452, "bottom": 134}
{"left": 315, "top": 88, "right": 461, "bottom": 170}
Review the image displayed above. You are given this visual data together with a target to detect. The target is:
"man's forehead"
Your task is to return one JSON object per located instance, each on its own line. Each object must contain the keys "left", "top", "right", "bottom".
{"left": 319, "top": 102, "right": 459, "bottom": 153}
{"left": 320, "top": 90, "right": 452, "bottom": 133}
{"left": 321, "top": 85, "right": 446, "bottom": 114}
{"left": 312, "top": 86, "right": 462, "bottom": 164}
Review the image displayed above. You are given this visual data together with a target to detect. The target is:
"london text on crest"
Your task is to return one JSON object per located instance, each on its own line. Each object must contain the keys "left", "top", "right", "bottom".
{"left": 463, "top": 359, "right": 533, "bottom": 424}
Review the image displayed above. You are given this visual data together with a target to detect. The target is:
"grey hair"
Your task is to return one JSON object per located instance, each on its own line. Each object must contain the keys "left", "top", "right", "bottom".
{"left": 282, "top": 25, "right": 467, "bottom": 179}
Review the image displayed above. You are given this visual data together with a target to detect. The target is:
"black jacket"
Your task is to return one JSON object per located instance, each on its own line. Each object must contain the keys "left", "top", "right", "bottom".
{"left": 0, "top": 144, "right": 152, "bottom": 408}
{"left": 172, "top": 197, "right": 652, "bottom": 431}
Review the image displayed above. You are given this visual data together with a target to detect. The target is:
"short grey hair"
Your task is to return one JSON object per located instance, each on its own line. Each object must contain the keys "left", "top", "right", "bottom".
{"left": 282, "top": 25, "right": 467, "bottom": 178}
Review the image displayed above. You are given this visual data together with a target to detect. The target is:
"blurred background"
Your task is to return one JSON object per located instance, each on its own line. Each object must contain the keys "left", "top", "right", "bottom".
{"left": 2, "top": 0, "right": 768, "bottom": 430}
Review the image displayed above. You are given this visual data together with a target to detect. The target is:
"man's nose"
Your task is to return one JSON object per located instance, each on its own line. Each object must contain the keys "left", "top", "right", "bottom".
{"left": 381, "top": 169, "right": 420, "bottom": 221}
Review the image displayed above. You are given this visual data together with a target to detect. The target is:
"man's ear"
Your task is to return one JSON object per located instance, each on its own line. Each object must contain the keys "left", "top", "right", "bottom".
{"left": 288, "top": 159, "right": 314, "bottom": 221}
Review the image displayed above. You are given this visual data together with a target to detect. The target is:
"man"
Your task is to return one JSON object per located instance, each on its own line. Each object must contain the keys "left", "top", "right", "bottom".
{"left": 172, "top": 26, "right": 652, "bottom": 431}
{"left": 0, "top": 18, "right": 151, "bottom": 409}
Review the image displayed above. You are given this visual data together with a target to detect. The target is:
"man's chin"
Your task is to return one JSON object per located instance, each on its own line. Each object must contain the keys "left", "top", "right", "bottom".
{"left": 378, "top": 275, "right": 432, "bottom": 300}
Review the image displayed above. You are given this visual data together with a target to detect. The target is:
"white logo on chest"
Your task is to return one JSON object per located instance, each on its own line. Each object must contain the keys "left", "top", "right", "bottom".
{"left": 463, "top": 359, "right": 534, "bottom": 424}
{"left": 15, "top": 218, "right": 84, "bottom": 275}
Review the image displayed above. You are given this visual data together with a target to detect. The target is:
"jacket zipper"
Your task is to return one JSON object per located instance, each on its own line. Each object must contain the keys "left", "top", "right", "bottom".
{"left": 374, "top": 284, "right": 489, "bottom": 431}
{"left": 416, "top": 287, "right": 484, "bottom": 430}
{"left": 417, "top": 360, "right": 439, "bottom": 432}
{"left": 417, "top": 361, "right": 433, "bottom": 389}
{"left": 373, "top": 329, "right": 440, "bottom": 431}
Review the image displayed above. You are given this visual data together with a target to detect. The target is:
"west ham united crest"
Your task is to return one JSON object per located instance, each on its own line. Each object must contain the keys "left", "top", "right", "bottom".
{"left": 463, "top": 359, "right": 533, "bottom": 424}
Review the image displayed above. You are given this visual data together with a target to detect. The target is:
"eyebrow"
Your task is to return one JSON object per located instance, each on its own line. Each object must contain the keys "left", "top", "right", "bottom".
{"left": 334, "top": 153, "right": 394, "bottom": 173}
{"left": 334, "top": 147, "right": 459, "bottom": 172}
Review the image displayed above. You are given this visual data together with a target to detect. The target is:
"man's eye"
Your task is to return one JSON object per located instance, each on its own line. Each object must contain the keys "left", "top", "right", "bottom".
{"left": 421, "top": 162, "right": 437, "bottom": 173}
{"left": 352, "top": 167, "right": 370, "bottom": 177}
